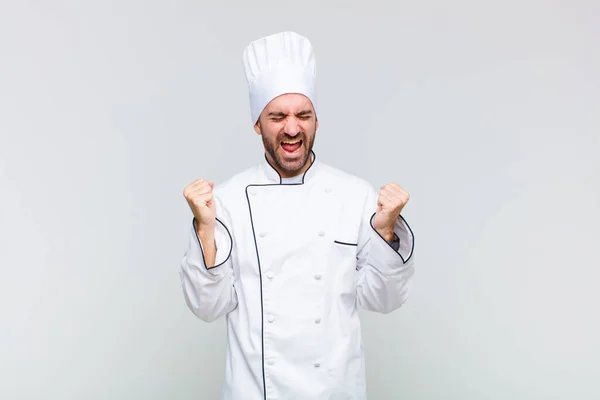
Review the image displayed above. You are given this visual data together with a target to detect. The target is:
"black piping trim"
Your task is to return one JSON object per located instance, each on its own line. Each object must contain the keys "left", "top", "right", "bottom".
{"left": 263, "top": 149, "right": 316, "bottom": 185}
{"left": 244, "top": 150, "right": 318, "bottom": 399}
{"left": 334, "top": 240, "right": 358, "bottom": 246}
{"left": 264, "top": 154, "right": 282, "bottom": 184}
{"left": 369, "top": 213, "right": 415, "bottom": 264}
{"left": 245, "top": 186, "right": 267, "bottom": 400}
{"left": 192, "top": 217, "right": 233, "bottom": 270}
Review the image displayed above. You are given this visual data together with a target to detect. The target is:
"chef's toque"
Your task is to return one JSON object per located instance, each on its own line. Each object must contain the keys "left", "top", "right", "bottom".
{"left": 243, "top": 31, "right": 317, "bottom": 125}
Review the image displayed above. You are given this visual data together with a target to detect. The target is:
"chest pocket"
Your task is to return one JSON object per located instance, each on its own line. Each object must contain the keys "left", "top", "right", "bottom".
{"left": 325, "top": 230, "right": 360, "bottom": 313}
{"left": 329, "top": 199, "right": 361, "bottom": 263}
{"left": 321, "top": 197, "right": 362, "bottom": 303}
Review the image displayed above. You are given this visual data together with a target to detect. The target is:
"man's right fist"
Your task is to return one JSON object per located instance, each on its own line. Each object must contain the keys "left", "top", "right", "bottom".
{"left": 183, "top": 179, "right": 216, "bottom": 234}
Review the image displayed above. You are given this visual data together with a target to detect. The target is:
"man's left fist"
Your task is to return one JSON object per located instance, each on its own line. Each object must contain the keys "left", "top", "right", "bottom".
{"left": 372, "top": 183, "right": 410, "bottom": 242}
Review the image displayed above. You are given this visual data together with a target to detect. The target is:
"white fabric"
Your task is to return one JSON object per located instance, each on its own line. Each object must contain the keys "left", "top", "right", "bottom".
{"left": 180, "top": 154, "right": 415, "bottom": 400}
{"left": 243, "top": 31, "right": 317, "bottom": 124}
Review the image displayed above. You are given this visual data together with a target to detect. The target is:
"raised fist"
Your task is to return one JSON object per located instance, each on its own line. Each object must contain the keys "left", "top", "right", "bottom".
{"left": 373, "top": 182, "right": 410, "bottom": 241}
{"left": 183, "top": 178, "right": 216, "bottom": 235}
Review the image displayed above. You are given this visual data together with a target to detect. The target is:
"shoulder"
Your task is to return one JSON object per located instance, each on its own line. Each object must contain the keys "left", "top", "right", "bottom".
{"left": 318, "top": 161, "right": 375, "bottom": 195}
{"left": 213, "top": 163, "right": 261, "bottom": 197}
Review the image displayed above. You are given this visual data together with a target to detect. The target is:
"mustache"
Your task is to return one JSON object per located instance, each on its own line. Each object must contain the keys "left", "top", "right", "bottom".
{"left": 278, "top": 133, "right": 305, "bottom": 142}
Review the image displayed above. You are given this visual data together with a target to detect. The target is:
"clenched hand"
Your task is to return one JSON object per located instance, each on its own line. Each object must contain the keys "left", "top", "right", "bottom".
{"left": 372, "top": 183, "right": 410, "bottom": 242}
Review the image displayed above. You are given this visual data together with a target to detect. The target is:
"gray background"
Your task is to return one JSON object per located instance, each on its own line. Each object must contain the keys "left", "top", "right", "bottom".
{"left": 1, "top": 0, "right": 599, "bottom": 399}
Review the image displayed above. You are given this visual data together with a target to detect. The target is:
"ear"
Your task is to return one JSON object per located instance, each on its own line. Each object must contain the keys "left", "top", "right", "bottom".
{"left": 253, "top": 119, "right": 262, "bottom": 135}
{"left": 315, "top": 118, "right": 319, "bottom": 131}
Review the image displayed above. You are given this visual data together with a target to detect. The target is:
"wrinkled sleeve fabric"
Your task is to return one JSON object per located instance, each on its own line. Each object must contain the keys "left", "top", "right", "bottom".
{"left": 356, "top": 184, "right": 415, "bottom": 314}
{"left": 179, "top": 195, "right": 238, "bottom": 322}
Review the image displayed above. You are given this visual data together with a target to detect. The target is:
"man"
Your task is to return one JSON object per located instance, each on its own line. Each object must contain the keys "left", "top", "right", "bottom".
{"left": 180, "top": 31, "right": 415, "bottom": 400}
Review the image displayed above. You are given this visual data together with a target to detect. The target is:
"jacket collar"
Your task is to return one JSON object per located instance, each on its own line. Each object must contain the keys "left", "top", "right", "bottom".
{"left": 262, "top": 150, "right": 318, "bottom": 184}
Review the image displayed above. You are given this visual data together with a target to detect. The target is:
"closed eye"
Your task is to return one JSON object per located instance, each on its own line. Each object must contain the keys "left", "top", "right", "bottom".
{"left": 268, "top": 112, "right": 287, "bottom": 122}
{"left": 296, "top": 110, "right": 313, "bottom": 120}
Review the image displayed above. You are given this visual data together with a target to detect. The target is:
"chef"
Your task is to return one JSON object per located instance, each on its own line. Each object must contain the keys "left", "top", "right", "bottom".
{"left": 180, "top": 31, "right": 415, "bottom": 400}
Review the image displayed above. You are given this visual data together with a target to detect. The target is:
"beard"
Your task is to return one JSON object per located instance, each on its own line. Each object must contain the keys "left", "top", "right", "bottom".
{"left": 261, "top": 128, "right": 316, "bottom": 177}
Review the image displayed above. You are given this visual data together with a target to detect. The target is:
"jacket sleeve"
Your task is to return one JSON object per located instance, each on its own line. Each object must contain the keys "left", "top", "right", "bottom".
{"left": 355, "top": 184, "right": 415, "bottom": 314}
{"left": 179, "top": 195, "right": 238, "bottom": 322}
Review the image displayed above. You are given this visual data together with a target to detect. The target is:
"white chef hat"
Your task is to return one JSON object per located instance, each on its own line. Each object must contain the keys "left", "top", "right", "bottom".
{"left": 243, "top": 31, "right": 317, "bottom": 125}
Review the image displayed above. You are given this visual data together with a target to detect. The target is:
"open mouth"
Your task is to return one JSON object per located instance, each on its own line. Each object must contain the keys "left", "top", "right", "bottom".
{"left": 281, "top": 139, "right": 303, "bottom": 154}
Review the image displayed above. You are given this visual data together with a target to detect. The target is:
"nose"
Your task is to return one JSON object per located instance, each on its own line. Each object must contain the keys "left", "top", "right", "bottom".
{"left": 284, "top": 117, "right": 301, "bottom": 137}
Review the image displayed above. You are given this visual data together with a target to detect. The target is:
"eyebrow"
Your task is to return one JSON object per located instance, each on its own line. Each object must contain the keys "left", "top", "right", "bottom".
{"left": 267, "top": 110, "right": 313, "bottom": 117}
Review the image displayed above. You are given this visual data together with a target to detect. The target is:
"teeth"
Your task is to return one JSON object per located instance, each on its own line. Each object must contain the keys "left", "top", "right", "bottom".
{"left": 282, "top": 140, "right": 300, "bottom": 144}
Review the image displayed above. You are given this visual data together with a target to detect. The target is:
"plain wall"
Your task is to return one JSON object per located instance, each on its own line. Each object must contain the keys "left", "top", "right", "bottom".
{"left": 1, "top": 0, "right": 599, "bottom": 399}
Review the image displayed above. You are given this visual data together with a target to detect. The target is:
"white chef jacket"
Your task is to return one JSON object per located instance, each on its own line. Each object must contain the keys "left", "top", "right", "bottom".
{"left": 180, "top": 152, "right": 415, "bottom": 400}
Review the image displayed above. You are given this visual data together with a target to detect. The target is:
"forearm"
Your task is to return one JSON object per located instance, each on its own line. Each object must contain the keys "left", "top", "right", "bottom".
{"left": 376, "top": 227, "right": 396, "bottom": 243}
{"left": 356, "top": 213, "right": 415, "bottom": 313}
{"left": 357, "top": 258, "right": 414, "bottom": 313}
{"left": 196, "top": 229, "right": 216, "bottom": 268}
{"left": 181, "top": 218, "right": 237, "bottom": 322}
{"left": 180, "top": 257, "right": 237, "bottom": 322}
{"left": 192, "top": 216, "right": 218, "bottom": 267}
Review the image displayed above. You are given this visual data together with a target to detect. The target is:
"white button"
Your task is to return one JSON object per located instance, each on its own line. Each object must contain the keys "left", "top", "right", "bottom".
{"left": 315, "top": 318, "right": 321, "bottom": 324}
{"left": 266, "top": 270, "right": 274, "bottom": 279}
{"left": 259, "top": 231, "right": 268, "bottom": 238}
{"left": 267, "top": 315, "right": 275, "bottom": 323}
{"left": 318, "top": 230, "right": 325, "bottom": 237}
{"left": 267, "top": 359, "right": 276, "bottom": 365}
{"left": 314, "top": 274, "right": 322, "bottom": 280}
{"left": 314, "top": 362, "right": 320, "bottom": 368}
{"left": 248, "top": 189, "right": 256, "bottom": 196}
{"left": 325, "top": 187, "right": 332, "bottom": 193}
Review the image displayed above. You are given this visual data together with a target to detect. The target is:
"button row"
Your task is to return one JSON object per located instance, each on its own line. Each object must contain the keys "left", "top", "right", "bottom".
{"left": 264, "top": 271, "right": 321, "bottom": 279}
{"left": 264, "top": 270, "right": 322, "bottom": 281}
{"left": 264, "top": 358, "right": 322, "bottom": 369}
{"left": 265, "top": 312, "right": 321, "bottom": 323}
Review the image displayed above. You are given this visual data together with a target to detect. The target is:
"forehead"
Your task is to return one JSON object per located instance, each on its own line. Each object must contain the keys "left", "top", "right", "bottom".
{"left": 264, "top": 93, "right": 314, "bottom": 113}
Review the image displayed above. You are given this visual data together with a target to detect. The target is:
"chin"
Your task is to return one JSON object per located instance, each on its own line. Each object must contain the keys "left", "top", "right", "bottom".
{"left": 274, "top": 160, "right": 301, "bottom": 176}
{"left": 279, "top": 160, "right": 302, "bottom": 172}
